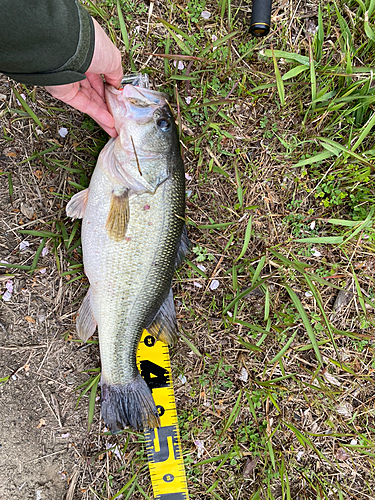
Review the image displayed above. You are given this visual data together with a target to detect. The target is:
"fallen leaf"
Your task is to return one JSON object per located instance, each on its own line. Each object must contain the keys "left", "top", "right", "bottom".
{"left": 19, "top": 240, "right": 30, "bottom": 251}
{"left": 243, "top": 457, "right": 259, "bottom": 477}
{"left": 335, "top": 447, "right": 350, "bottom": 461}
{"left": 336, "top": 402, "right": 353, "bottom": 418}
{"left": 323, "top": 371, "right": 341, "bottom": 387}
{"left": 194, "top": 440, "right": 205, "bottom": 459}
{"left": 6, "top": 151, "right": 17, "bottom": 158}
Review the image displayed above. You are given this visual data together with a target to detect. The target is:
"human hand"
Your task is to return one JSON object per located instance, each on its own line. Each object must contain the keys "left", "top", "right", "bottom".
{"left": 45, "top": 18, "right": 122, "bottom": 137}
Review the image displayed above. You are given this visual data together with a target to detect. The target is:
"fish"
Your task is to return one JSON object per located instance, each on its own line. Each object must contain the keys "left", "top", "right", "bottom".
{"left": 66, "top": 82, "right": 189, "bottom": 433}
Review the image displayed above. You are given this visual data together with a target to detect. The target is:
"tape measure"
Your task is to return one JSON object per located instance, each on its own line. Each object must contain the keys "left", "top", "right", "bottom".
{"left": 136, "top": 330, "right": 189, "bottom": 500}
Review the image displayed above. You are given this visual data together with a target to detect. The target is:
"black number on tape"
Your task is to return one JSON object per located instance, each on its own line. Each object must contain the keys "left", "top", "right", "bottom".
{"left": 163, "top": 473, "right": 174, "bottom": 483}
{"left": 147, "top": 425, "right": 181, "bottom": 463}
{"left": 156, "top": 405, "right": 165, "bottom": 417}
{"left": 144, "top": 335, "right": 156, "bottom": 347}
{"left": 140, "top": 360, "right": 169, "bottom": 389}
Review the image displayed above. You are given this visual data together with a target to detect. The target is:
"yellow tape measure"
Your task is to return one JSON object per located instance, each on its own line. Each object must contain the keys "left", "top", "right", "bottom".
{"left": 136, "top": 330, "right": 189, "bottom": 500}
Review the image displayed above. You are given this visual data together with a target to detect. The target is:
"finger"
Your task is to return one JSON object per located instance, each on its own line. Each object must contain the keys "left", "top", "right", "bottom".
{"left": 69, "top": 91, "right": 115, "bottom": 129}
{"left": 89, "top": 19, "right": 123, "bottom": 88}
{"left": 85, "top": 72, "right": 105, "bottom": 100}
{"left": 103, "top": 63, "right": 123, "bottom": 88}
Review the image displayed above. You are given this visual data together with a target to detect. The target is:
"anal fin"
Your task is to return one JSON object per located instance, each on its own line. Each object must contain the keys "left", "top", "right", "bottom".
{"left": 76, "top": 288, "right": 97, "bottom": 341}
{"left": 66, "top": 188, "right": 89, "bottom": 220}
{"left": 105, "top": 189, "right": 130, "bottom": 241}
{"left": 147, "top": 289, "right": 178, "bottom": 345}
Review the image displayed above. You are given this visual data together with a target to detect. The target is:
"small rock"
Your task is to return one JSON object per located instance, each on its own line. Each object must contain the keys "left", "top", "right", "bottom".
{"left": 58, "top": 127, "right": 68, "bottom": 138}
{"left": 20, "top": 203, "right": 35, "bottom": 219}
{"left": 210, "top": 279, "right": 219, "bottom": 290}
{"left": 239, "top": 367, "right": 248, "bottom": 382}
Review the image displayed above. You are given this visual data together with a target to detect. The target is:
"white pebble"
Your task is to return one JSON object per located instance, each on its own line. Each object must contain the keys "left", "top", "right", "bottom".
{"left": 58, "top": 127, "right": 68, "bottom": 138}
{"left": 210, "top": 279, "right": 219, "bottom": 290}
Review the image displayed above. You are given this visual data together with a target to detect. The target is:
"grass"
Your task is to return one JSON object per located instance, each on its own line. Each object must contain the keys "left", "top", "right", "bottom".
{"left": 2, "top": 0, "right": 375, "bottom": 498}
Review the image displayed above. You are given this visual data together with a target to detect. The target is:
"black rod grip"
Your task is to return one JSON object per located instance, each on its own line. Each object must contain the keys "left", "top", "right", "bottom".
{"left": 250, "top": 0, "right": 272, "bottom": 37}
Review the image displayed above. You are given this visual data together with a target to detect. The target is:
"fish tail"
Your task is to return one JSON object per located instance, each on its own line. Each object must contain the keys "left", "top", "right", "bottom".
{"left": 101, "top": 374, "right": 159, "bottom": 433}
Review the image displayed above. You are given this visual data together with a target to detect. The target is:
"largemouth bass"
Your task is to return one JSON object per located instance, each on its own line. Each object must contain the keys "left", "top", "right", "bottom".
{"left": 66, "top": 83, "right": 188, "bottom": 432}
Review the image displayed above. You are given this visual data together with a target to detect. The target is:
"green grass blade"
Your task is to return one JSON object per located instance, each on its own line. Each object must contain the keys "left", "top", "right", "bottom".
{"left": 158, "top": 19, "right": 193, "bottom": 55}
{"left": 236, "top": 217, "right": 252, "bottom": 260}
{"left": 315, "top": 4, "right": 324, "bottom": 61}
{"left": 116, "top": 0, "right": 129, "bottom": 51}
{"left": 88, "top": 374, "right": 100, "bottom": 431}
{"left": 295, "top": 236, "right": 343, "bottom": 244}
{"left": 31, "top": 237, "right": 47, "bottom": 272}
{"left": 309, "top": 36, "right": 317, "bottom": 109}
{"left": 111, "top": 473, "right": 138, "bottom": 500}
{"left": 293, "top": 151, "right": 334, "bottom": 167}
{"left": 220, "top": 390, "right": 242, "bottom": 436}
{"left": 269, "top": 332, "right": 297, "bottom": 364}
{"left": 263, "top": 49, "right": 310, "bottom": 66}
{"left": 251, "top": 256, "right": 266, "bottom": 286}
{"left": 264, "top": 286, "right": 270, "bottom": 321}
{"left": 236, "top": 336, "right": 263, "bottom": 352}
{"left": 13, "top": 87, "right": 43, "bottom": 128}
{"left": 351, "top": 111, "right": 375, "bottom": 151}
{"left": 285, "top": 285, "right": 322, "bottom": 365}
{"left": 271, "top": 46, "right": 285, "bottom": 106}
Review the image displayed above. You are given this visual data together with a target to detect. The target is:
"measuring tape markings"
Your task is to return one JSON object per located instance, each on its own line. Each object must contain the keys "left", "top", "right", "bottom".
{"left": 136, "top": 331, "right": 189, "bottom": 500}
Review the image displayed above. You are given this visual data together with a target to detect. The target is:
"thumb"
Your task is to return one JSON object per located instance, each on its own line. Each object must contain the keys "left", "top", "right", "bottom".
{"left": 104, "top": 66, "right": 123, "bottom": 88}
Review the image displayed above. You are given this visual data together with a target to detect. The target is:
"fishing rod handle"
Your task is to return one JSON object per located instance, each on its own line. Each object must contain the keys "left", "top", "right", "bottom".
{"left": 250, "top": 0, "right": 272, "bottom": 37}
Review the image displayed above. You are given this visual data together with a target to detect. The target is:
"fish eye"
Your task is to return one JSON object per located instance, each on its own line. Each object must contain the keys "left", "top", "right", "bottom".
{"left": 157, "top": 118, "right": 171, "bottom": 132}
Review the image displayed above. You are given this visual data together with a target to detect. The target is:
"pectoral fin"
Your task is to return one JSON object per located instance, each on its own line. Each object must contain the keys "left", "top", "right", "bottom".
{"left": 76, "top": 288, "right": 97, "bottom": 341}
{"left": 66, "top": 188, "right": 89, "bottom": 219}
{"left": 105, "top": 190, "right": 130, "bottom": 242}
{"left": 147, "top": 289, "right": 178, "bottom": 345}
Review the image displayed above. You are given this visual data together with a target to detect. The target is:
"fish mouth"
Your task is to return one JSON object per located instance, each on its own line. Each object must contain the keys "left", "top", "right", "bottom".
{"left": 105, "top": 84, "right": 169, "bottom": 127}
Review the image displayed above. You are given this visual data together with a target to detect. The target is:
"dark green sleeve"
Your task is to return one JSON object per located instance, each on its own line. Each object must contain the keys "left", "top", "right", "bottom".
{"left": 0, "top": 0, "right": 95, "bottom": 86}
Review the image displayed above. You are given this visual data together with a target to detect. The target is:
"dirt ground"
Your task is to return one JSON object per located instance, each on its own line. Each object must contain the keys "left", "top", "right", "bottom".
{"left": 0, "top": 73, "right": 99, "bottom": 499}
